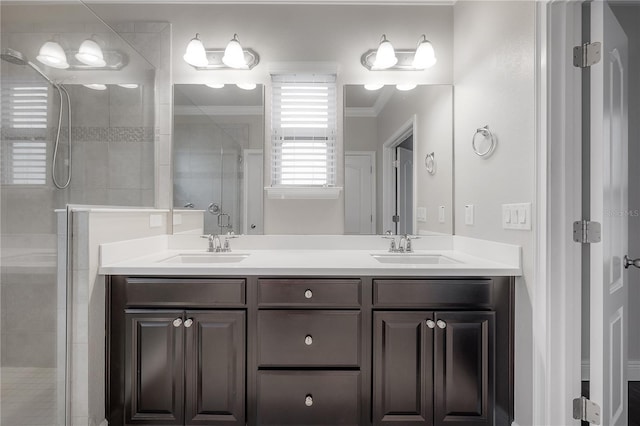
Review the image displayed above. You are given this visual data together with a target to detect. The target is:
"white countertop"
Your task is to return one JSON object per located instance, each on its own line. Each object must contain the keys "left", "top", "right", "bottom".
{"left": 99, "top": 235, "right": 522, "bottom": 277}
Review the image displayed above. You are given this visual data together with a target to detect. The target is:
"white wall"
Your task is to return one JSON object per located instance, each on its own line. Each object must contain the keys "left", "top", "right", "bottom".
{"left": 453, "top": 1, "right": 536, "bottom": 424}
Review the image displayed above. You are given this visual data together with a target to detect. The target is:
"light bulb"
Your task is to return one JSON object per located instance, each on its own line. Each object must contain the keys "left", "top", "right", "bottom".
{"left": 117, "top": 84, "right": 139, "bottom": 89}
{"left": 396, "top": 83, "right": 417, "bottom": 91}
{"left": 183, "top": 33, "right": 208, "bottom": 67}
{"left": 372, "top": 34, "right": 397, "bottom": 70}
{"left": 36, "top": 40, "right": 69, "bottom": 69}
{"left": 75, "top": 38, "right": 106, "bottom": 67}
{"left": 222, "top": 34, "right": 248, "bottom": 69}
{"left": 412, "top": 35, "right": 437, "bottom": 69}
{"left": 364, "top": 83, "right": 384, "bottom": 91}
{"left": 83, "top": 84, "right": 107, "bottom": 91}
{"left": 236, "top": 83, "right": 256, "bottom": 90}
{"left": 205, "top": 83, "right": 225, "bottom": 89}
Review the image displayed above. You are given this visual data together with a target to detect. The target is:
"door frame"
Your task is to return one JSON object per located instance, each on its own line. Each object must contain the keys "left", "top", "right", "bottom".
{"left": 382, "top": 115, "right": 417, "bottom": 234}
{"left": 537, "top": 1, "right": 590, "bottom": 425}
{"left": 345, "top": 150, "right": 376, "bottom": 235}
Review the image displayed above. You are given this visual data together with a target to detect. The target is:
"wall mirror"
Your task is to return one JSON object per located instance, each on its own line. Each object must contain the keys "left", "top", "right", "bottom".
{"left": 173, "top": 84, "right": 264, "bottom": 235}
{"left": 344, "top": 84, "right": 453, "bottom": 235}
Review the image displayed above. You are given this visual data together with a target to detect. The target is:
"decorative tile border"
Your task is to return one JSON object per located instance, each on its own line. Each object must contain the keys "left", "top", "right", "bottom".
{"left": 1, "top": 127, "right": 155, "bottom": 143}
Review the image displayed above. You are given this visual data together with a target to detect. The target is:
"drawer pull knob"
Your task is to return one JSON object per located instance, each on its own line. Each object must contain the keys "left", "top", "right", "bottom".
{"left": 304, "top": 289, "right": 313, "bottom": 299}
{"left": 184, "top": 318, "right": 194, "bottom": 328}
{"left": 172, "top": 318, "right": 182, "bottom": 328}
{"left": 305, "top": 395, "right": 313, "bottom": 407}
{"left": 436, "top": 320, "right": 447, "bottom": 329}
{"left": 305, "top": 335, "right": 313, "bottom": 345}
{"left": 426, "top": 319, "right": 435, "bottom": 329}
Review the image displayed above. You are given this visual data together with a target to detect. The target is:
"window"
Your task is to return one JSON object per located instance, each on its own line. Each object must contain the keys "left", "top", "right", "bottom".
{"left": 1, "top": 84, "right": 49, "bottom": 185}
{"left": 270, "top": 74, "right": 337, "bottom": 188}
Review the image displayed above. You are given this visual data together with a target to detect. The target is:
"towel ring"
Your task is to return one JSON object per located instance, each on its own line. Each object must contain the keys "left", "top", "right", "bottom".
{"left": 425, "top": 152, "right": 436, "bottom": 175}
{"left": 472, "top": 125, "right": 496, "bottom": 157}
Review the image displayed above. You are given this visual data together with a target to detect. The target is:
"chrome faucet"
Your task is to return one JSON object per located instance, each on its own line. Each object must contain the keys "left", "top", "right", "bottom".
{"left": 382, "top": 232, "right": 415, "bottom": 253}
{"left": 201, "top": 234, "right": 222, "bottom": 252}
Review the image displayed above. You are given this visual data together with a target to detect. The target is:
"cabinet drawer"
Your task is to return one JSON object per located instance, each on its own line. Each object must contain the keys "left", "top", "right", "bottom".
{"left": 258, "top": 279, "right": 361, "bottom": 307}
{"left": 374, "top": 279, "right": 492, "bottom": 308}
{"left": 258, "top": 310, "right": 360, "bottom": 367}
{"left": 257, "top": 371, "right": 361, "bottom": 426}
{"left": 124, "top": 277, "right": 245, "bottom": 307}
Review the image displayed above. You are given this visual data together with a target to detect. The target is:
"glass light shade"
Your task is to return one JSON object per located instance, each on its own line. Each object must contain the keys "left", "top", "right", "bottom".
{"left": 222, "top": 34, "right": 248, "bottom": 69}
{"left": 372, "top": 35, "right": 397, "bottom": 70}
{"left": 205, "top": 83, "right": 225, "bottom": 89}
{"left": 117, "top": 84, "right": 139, "bottom": 89}
{"left": 75, "top": 38, "right": 106, "bottom": 67}
{"left": 396, "top": 83, "right": 417, "bottom": 91}
{"left": 83, "top": 83, "right": 107, "bottom": 91}
{"left": 36, "top": 41, "right": 69, "bottom": 69}
{"left": 412, "top": 36, "right": 437, "bottom": 69}
{"left": 236, "top": 83, "right": 256, "bottom": 90}
{"left": 364, "top": 83, "right": 384, "bottom": 91}
{"left": 183, "top": 34, "right": 208, "bottom": 67}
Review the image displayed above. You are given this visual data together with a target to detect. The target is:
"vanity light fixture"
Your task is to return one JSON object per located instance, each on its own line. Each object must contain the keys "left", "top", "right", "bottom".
{"left": 372, "top": 34, "right": 397, "bottom": 70}
{"left": 364, "top": 83, "right": 384, "bottom": 91}
{"left": 396, "top": 83, "right": 417, "bottom": 91}
{"left": 83, "top": 83, "right": 107, "bottom": 91}
{"left": 361, "top": 34, "right": 437, "bottom": 71}
{"left": 412, "top": 34, "right": 437, "bottom": 69}
{"left": 205, "top": 83, "right": 225, "bottom": 89}
{"left": 183, "top": 33, "right": 259, "bottom": 70}
{"left": 36, "top": 40, "right": 69, "bottom": 69}
{"left": 75, "top": 37, "right": 106, "bottom": 67}
{"left": 183, "top": 33, "right": 208, "bottom": 67}
{"left": 236, "top": 83, "right": 257, "bottom": 90}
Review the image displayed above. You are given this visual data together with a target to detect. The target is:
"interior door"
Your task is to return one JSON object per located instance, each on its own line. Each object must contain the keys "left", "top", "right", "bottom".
{"left": 396, "top": 147, "right": 413, "bottom": 235}
{"left": 589, "top": 2, "right": 629, "bottom": 424}
{"left": 345, "top": 153, "right": 374, "bottom": 234}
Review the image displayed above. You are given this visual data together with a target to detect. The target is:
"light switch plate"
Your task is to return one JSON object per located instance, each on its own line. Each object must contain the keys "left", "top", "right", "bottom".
{"left": 438, "top": 206, "right": 445, "bottom": 223}
{"left": 149, "top": 214, "right": 163, "bottom": 228}
{"left": 417, "top": 207, "right": 427, "bottom": 222}
{"left": 464, "top": 204, "right": 474, "bottom": 225}
{"left": 173, "top": 213, "right": 183, "bottom": 226}
{"left": 502, "top": 203, "right": 531, "bottom": 230}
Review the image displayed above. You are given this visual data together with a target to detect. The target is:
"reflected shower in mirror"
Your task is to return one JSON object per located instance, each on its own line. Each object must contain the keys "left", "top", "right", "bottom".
{"left": 173, "top": 84, "right": 264, "bottom": 235}
{"left": 344, "top": 84, "right": 453, "bottom": 235}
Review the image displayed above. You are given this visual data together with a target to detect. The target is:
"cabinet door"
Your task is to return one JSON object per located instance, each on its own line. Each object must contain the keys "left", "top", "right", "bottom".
{"left": 373, "top": 311, "right": 434, "bottom": 426}
{"left": 185, "top": 311, "right": 245, "bottom": 426}
{"left": 125, "top": 311, "right": 184, "bottom": 425}
{"left": 434, "top": 312, "right": 495, "bottom": 426}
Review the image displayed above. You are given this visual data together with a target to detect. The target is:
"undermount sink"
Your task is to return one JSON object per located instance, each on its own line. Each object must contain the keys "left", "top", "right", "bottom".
{"left": 160, "top": 253, "right": 250, "bottom": 264}
{"left": 371, "top": 254, "right": 460, "bottom": 265}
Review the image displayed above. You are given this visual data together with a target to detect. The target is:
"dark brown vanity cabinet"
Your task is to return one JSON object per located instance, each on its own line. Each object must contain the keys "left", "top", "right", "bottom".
{"left": 373, "top": 311, "right": 494, "bottom": 426}
{"left": 108, "top": 277, "right": 246, "bottom": 426}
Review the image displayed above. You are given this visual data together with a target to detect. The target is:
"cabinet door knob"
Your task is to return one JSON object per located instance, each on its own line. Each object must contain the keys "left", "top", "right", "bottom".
{"left": 305, "top": 395, "right": 313, "bottom": 407}
{"left": 172, "top": 318, "right": 183, "bottom": 327}
{"left": 304, "top": 289, "right": 313, "bottom": 299}
{"left": 305, "top": 335, "right": 313, "bottom": 345}
{"left": 436, "top": 320, "right": 447, "bottom": 329}
{"left": 184, "top": 318, "right": 194, "bottom": 328}
{"left": 426, "top": 319, "right": 435, "bottom": 329}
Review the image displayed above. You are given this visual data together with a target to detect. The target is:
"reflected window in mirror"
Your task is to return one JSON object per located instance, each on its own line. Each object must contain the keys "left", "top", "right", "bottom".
{"left": 173, "top": 84, "right": 264, "bottom": 235}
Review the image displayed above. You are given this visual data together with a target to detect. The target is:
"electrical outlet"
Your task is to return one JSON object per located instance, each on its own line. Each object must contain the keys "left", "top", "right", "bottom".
{"left": 417, "top": 207, "right": 427, "bottom": 222}
{"left": 464, "top": 204, "right": 474, "bottom": 225}
{"left": 502, "top": 203, "right": 531, "bottom": 230}
{"left": 438, "top": 206, "right": 445, "bottom": 223}
{"left": 149, "top": 214, "right": 163, "bottom": 228}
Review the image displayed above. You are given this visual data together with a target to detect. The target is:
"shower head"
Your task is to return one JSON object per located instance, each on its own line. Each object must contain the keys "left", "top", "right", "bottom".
{"left": 1, "top": 48, "right": 29, "bottom": 65}
{"left": 1, "top": 48, "right": 58, "bottom": 87}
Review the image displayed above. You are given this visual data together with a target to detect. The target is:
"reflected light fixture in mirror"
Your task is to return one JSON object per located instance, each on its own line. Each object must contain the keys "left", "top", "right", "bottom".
{"left": 372, "top": 34, "right": 397, "bottom": 70}
{"left": 222, "top": 34, "right": 248, "bottom": 69}
{"left": 206, "top": 83, "right": 225, "bottom": 89}
{"left": 236, "top": 83, "right": 257, "bottom": 90}
{"left": 396, "top": 83, "right": 417, "bottom": 91}
{"left": 75, "top": 37, "right": 106, "bottom": 67}
{"left": 412, "top": 34, "right": 437, "bottom": 69}
{"left": 117, "top": 84, "right": 139, "bottom": 89}
{"left": 364, "top": 83, "right": 384, "bottom": 91}
{"left": 183, "top": 33, "right": 208, "bottom": 67}
{"left": 36, "top": 40, "right": 69, "bottom": 69}
{"left": 83, "top": 83, "right": 107, "bottom": 91}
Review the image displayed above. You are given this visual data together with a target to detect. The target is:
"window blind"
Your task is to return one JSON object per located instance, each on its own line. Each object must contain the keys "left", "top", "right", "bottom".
{"left": 1, "top": 84, "right": 49, "bottom": 184}
{"left": 271, "top": 74, "right": 337, "bottom": 186}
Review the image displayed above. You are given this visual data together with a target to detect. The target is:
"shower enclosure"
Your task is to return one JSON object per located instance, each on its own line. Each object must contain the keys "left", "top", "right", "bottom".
{"left": 0, "top": 2, "right": 159, "bottom": 424}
